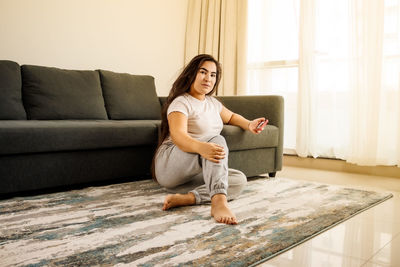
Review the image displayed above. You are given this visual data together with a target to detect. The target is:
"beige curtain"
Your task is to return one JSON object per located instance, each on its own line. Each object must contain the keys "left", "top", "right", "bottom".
{"left": 185, "top": 0, "right": 248, "bottom": 96}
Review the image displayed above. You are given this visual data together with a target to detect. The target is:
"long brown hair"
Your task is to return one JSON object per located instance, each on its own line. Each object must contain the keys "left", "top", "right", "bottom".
{"left": 151, "top": 54, "right": 222, "bottom": 181}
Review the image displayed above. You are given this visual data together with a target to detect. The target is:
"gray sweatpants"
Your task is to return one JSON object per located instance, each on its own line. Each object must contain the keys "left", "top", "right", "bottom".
{"left": 154, "top": 135, "right": 247, "bottom": 204}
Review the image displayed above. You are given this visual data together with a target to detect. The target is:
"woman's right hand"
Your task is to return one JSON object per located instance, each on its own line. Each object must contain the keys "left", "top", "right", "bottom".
{"left": 197, "top": 142, "right": 225, "bottom": 163}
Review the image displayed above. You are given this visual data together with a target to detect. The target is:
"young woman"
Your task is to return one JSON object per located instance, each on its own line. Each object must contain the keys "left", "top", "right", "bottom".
{"left": 153, "top": 54, "right": 268, "bottom": 225}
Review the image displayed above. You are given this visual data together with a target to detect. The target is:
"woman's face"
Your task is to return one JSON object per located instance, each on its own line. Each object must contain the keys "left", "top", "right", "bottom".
{"left": 189, "top": 61, "right": 217, "bottom": 100}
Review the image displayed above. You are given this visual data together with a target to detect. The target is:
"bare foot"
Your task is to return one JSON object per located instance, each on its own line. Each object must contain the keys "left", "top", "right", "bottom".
{"left": 211, "top": 194, "right": 238, "bottom": 225}
{"left": 162, "top": 193, "right": 196, "bottom": 211}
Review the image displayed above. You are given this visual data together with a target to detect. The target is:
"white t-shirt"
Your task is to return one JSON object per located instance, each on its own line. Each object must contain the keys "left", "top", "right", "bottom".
{"left": 166, "top": 93, "right": 223, "bottom": 141}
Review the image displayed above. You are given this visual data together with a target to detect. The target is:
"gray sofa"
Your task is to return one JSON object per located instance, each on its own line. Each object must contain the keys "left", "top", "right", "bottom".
{"left": 0, "top": 60, "right": 284, "bottom": 196}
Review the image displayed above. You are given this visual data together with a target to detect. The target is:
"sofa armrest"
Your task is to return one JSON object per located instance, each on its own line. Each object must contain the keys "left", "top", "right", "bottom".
{"left": 158, "top": 95, "right": 285, "bottom": 172}
{"left": 216, "top": 95, "right": 284, "bottom": 171}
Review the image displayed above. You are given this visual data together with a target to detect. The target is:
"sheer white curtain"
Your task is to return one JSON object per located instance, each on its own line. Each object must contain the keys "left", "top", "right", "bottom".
{"left": 347, "top": 0, "right": 399, "bottom": 166}
{"left": 297, "top": 0, "right": 354, "bottom": 159}
{"left": 248, "top": 0, "right": 400, "bottom": 166}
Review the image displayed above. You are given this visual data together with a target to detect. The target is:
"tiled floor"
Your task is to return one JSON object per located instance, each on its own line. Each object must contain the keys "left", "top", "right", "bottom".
{"left": 259, "top": 166, "right": 400, "bottom": 267}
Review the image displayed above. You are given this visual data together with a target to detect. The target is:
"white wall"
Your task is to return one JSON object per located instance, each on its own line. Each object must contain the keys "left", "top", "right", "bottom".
{"left": 0, "top": 0, "right": 188, "bottom": 96}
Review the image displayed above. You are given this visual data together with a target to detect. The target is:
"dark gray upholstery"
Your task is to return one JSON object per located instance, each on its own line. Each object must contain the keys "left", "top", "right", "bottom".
{"left": 99, "top": 70, "right": 161, "bottom": 119}
{"left": 0, "top": 120, "right": 159, "bottom": 155}
{"left": 221, "top": 124, "right": 279, "bottom": 150}
{"left": 229, "top": 148, "right": 276, "bottom": 177}
{"left": 0, "top": 62, "right": 284, "bottom": 196}
{"left": 0, "top": 60, "right": 26, "bottom": 119}
{"left": 22, "top": 65, "right": 108, "bottom": 119}
{"left": 0, "top": 147, "right": 155, "bottom": 194}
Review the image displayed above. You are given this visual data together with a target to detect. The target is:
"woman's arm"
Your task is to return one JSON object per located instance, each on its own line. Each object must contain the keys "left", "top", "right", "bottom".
{"left": 168, "top": 112, "right": 226, "bottom": 163}
{"left": 220, "top": 106, "right": 267, "bottom": 134}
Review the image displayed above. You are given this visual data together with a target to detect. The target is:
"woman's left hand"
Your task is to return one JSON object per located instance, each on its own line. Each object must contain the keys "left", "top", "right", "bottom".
{"left": 248, "top": 118, "right": 268, "bottom": 134}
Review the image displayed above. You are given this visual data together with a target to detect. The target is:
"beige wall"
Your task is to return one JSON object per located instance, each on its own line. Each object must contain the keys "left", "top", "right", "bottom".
{"left": 0, "top": 0, "right": 188, "bottom": 96}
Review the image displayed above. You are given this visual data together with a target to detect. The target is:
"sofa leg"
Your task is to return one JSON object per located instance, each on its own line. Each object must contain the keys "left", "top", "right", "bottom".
{"left": 268, "top": 172, "right": 276, "bottom": 178}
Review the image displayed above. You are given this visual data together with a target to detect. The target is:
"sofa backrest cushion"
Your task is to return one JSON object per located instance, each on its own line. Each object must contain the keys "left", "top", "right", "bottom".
{"left": 99, "top": 70, "right": 161, "bottom": 119}
{"left": 22, "top": 65, "right": 108, "bottom": 119}
{"left": 0, "top": 60, "right": 27, "bottom": 119}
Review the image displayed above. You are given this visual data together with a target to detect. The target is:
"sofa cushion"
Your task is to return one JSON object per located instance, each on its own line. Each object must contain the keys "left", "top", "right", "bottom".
{"left": 0, "top": 120, "right": 159, "bottom": 155}
{"left": 221, "top": 124, "right": 279, "bottom": 151}
{"left": 21, "top": 65, "right": 108, "bottom": 119}
{"left": 99, "top": 70, "right": 161, "bottom": 119}
{"left": 0, "top": 60, "right": 26, "bottom": 119}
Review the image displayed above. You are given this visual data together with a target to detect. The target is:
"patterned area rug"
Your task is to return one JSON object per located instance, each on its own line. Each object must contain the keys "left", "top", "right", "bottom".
{"left": 0, "top": 177, "right": 392, "bottom": 267}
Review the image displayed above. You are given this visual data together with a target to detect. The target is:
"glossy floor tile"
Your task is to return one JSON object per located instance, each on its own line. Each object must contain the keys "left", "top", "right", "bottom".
{"left": 365, "top": 232, "right": 400, "bottom": 266}
{"left": 258, "top": 166, "right": 400, "bottom": 267}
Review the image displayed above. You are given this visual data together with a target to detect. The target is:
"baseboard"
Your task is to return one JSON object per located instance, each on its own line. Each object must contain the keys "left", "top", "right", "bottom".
{"left": 283, "top": 154, "right": 400, "bottom": 179}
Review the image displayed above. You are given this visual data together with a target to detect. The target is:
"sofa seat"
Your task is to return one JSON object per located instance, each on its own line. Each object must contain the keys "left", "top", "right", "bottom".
{"left": 221, "top": 124, "right": 279, "bottom": 151}
{"left": 0, "top": 120, "right": 160, "bottom": 155}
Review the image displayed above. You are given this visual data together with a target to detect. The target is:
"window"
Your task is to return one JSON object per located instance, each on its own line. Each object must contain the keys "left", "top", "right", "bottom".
{"left": 247, "top": 0, "right": 300, "bottom": 152}
{"left": 247, "top": 0, "right": 400, "bottom": 166}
